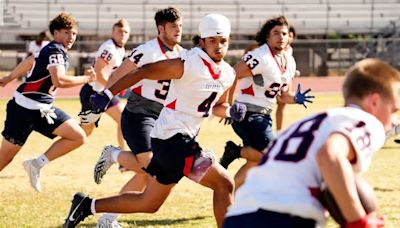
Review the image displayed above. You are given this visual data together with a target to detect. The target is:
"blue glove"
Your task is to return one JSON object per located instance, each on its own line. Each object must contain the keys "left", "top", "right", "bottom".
{"left": 90, "top": 89, "right": 113, "bottom": 112}
{"left": 229, "top": 103, "right": 247, "bottom": 122}
{"left": 294, "top": 84, "right": 315, "bottom": 108}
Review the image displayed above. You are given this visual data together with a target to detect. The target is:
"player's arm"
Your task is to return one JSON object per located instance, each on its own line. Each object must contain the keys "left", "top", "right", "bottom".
{"left": 49, "top": 65, "right": 96, "bottom": 88}
{"left": 234, "top": 60, "right": 253, "bottom": 80}
{"left": 0, "top": 55, "right": 35, "bottom": 87}
{"left": 277, "top": 82, "right": 296, "bottom": 104}
{"left": 105, "top": 58, "right": 138, "bottom": 88}
{"left": 93, "top": 57, "right": 110, "bottom": 86}
{"left": 108, "top": 58, "right": 184, "bottom": 95}
{"left": 316, "top": 133, "right": 366, "bottom": 222}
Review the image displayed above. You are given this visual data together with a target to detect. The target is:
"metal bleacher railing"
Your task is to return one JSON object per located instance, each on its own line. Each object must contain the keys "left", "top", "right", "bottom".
{"left": 1, "top": 0, "right": 400, "bottom": 75}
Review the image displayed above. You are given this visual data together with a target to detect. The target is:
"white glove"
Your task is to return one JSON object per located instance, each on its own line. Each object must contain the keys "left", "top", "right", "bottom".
{"left": 78, "top": 110, "right": 102, "bottom": 125}
{"left": 40, "top": 108, "right": 57, "bottom": 124}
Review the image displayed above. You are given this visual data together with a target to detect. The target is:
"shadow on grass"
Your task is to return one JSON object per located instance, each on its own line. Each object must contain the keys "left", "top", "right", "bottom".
{"left": 80, "top": 215, "right": 208, "bottom": 227}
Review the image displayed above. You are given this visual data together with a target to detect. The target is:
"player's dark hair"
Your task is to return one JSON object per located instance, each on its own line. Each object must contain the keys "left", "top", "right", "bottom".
{"left": 49, "top": 13, "right": 77, "bottom": 35}
{"left": 343, "top": 58, "right": 400, "bottom": 102}
{"left": 289, "top": 25, "right": 296, "bottom": 38}
{"left": 192, "top": 34, "right": 201, "bottom": 46}
{"left": 154, "top": 7, "right": 182, "bottom": 28}
{"left": 255, "top": 16, "right": 289, "bottom": 45}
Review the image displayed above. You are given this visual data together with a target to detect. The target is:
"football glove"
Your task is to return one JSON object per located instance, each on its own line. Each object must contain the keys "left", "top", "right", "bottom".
{"left": 294, "top": 84, "right": 315, "bottom": 108}
{"left": 78, "top": 110, "right": 102, "bottom": 125}
{"left": 90, "top": 89, "right": 113, "bottom": 113}
{"left": 229, "top": 103, "right": 247, "bottom": 122}
{"left": 346, "top": 214, "right": 384, "bottom": 228}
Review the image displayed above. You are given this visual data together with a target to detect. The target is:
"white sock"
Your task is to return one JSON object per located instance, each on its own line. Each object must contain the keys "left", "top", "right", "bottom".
{"left": 36, "top": 154, "right": 49, "bottom": 168}
{"left": 100, "top": 213, "right": 120, "bottom": 221}
{"left": 90, "top": 199, "right": 97, "bottom": 215}
{"left": 111, "top": 149, "right": 121, "bottom": 163}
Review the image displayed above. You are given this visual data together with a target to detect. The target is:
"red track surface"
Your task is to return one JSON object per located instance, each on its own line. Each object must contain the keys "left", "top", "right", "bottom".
{"left": 0, "top": 76, "right": 344, "bottom": 99}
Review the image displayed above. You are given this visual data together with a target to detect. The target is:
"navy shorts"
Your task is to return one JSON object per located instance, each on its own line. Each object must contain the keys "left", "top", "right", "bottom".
{"left": 79, "top": 83, "right": 121, "bottom": 112}
{"left": 145, "top": 134, "right": 202, "bottom": 185}
{"left": 121, "top": 109, "right": 155, "bottom": 154}
{"left": 223, "top": 209, "right": 316, "bottom": 228}
{"left": 232, "top": 112, "right": 275, "bottom": 152}
{"left": 2, "top": 99, "right": 71, "bottom": 146}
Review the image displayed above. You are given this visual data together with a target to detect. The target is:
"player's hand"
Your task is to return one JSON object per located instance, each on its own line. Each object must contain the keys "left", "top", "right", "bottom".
{"left": 229, "top": 103, "right": 247, "bottom": 122}
{"left": 345, "top": 214, "right": 384, "bottom": 228}
{"left": 78, "top": 110, "right": 102, "bottom": 125}
{"left": 0, "top": 75, "right": 12, "bottom": 87}
{"left": 90, "top": 89, "right": 113, "bottom": 112}
{"left": 85, "top": 67, "right": 96, "bottom": 83}
{"left": 294, "top": 84, "right": 315, "bottom": 108}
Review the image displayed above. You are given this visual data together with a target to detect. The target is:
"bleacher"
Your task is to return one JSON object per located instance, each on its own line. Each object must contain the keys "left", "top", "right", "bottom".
{"left": 2, "top": 0, "right": 400, "bottom": 37}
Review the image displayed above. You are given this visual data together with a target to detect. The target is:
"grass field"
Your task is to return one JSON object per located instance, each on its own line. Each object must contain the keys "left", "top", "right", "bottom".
{"left": 0, "top": 94, "right": 399, "bottom": 227}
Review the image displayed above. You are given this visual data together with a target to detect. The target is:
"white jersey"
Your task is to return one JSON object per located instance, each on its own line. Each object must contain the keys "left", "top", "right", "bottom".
{"left": 28, "top": 40, "right": 49, "bottom": 57}
{"left": 89, "top": 39, "right": 125, "bottom": 92}
{"left": 235, "top": 44, "right": 296, "bottom": 110}
{"left": 226, "top": 106, "right": 385, "bottom": 226}
{"left": 128, "top": 37, "right": 184, "bottom": 104}
{"left": 151, "top": 47, "right": 235, "bottom": 139}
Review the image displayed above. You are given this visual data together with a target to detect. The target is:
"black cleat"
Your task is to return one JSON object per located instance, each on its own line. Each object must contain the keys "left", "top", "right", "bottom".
{"left": 63, "top": 192, "right": 93, "bottom": 228}
{"left": 219, "top": 141, "right": 241, "bottom": 169}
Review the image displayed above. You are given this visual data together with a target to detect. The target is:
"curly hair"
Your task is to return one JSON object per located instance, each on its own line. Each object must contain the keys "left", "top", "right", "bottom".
{"left": 154, "top": 7, "right": 182, "bottom": 27}
{"left": 255, "top": 16, "right": 289, "bottom": 45}
{"left": 49, "top": 13, "right": 78, "bottom": 35}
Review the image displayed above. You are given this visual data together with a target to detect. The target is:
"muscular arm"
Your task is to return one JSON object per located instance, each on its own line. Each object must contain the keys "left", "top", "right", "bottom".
{"left": 316, "top": 133, "right": 366, "bottom": 222}
{"left": 212, "top": 89, "right": 230, "bottom": 118}
{"left": 108, "top": 58, "right": 184, "bottom": 95}
{"left": 49, "top": 65, "right": 96, "bottom": 88}
{"left": 106, "top": 58, "right": 138, "bottom": 88}
{"left": 234, "top": 60, "right": 253, "bottom": 80}
{"left": 0, "top": 56, "right": 35, "bottom": 87}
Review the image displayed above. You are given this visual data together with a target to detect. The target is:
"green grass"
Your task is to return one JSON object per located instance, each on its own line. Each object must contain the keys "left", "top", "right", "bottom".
{"left": 0, "top": 94, "right": 399, "bottom": 227}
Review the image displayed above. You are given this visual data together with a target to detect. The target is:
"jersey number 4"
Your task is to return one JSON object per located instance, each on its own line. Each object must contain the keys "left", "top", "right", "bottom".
{"left": 198, "top": 92, "right": 217, "bottom": 117}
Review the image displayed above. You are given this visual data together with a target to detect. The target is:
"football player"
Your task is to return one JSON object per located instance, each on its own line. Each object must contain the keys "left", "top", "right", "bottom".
{"left": 223, "top": 58, "right": 397, "bottom": 227}
{"left": 64, "top": 14, "right": 245, "bottom": 228}
{"left": 90, "top": 7, "right": 184, "bottom": 227}
{"left": 219, "top": 16, "right": 314, "bottom": 189}
{"left": 78, "top": 19, "right": 130, "bottom": 151}
{"left": 0, "top": 13, "right": 96, "bottom": 192}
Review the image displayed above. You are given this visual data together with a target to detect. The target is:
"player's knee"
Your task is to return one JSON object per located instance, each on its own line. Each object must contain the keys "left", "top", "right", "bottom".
{"left": 216, "top": 173, "right": 235, "bottom": 193}
{"left": 73, "top": 130, "right": 87, "bottom": 145}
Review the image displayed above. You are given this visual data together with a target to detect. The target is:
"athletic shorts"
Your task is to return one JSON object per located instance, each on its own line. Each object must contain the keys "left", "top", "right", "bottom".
{"left": 232, "top": 112, "right": 275, "bottom": 152}
{"left": 121, "top": 109, "right": 155, "bottom": 154}
{"left": 223, "top": 209, "right": 316, "bottom": 228}
{"left": 79, "top": 83, "right": 121, "bottom": 112}
{"left": 145, "top": 134, "right": 202, "bottom": 185}
{"left": 2, "top": 99, "right": 71, "bottom": 146}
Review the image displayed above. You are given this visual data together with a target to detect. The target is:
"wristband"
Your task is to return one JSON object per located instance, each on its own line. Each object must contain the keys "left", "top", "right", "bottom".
{"left": 225, "top": 107, "right": 231, "bottom": 118}
{"left": 103, "top": 89, "right": 114, "bottom": 99}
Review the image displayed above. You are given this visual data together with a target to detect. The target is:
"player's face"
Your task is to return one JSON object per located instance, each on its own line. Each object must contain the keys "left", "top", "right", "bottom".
{"left": 374, "top": 82, "right": 400, "bottom": 131}
{"left": 201, "top": 36, "right": 229, "bottom": 63}
{"left": 112, "top": 25, "right": 130, "bottom": 47}
{"left": 288, "top": 31, "right": 294, "bottom": 45}
{"left": 160, "top": 19, "right": 182, "bottom": 46}
{"left": 267, "top": 25, "right": 289, "bottom": 53}
{"left": 54, "top": 28, "right": 77, "bottom": 49}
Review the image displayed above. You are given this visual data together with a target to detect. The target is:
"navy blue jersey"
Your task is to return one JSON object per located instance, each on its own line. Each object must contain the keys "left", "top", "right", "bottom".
{"left": 16, "top": 41, "right": 69, "bottom": 104}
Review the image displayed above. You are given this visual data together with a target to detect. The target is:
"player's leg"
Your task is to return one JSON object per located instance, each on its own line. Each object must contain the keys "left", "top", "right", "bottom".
{"left": 233, "top": 113, "right": 274, "bottom": 189}
{"left": 118, "top": 152, "right": 152, "bottom": 192}
{"left": 23, "top": 108, "right": 85, "bottom": 192}
{"left": 0, "top": 99, "right": 30, "bottom": 171}
{"left": 275, "top": 100, "right": 286, "bottom": 131}
{"left": 198, "top": 163, "right": 234, "bottom": 228}
{"left": 0, "top": 138, "right": 22, "bottom": 171}
{"left": 105, "top": 97, "right": 127, "bottom": 150}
